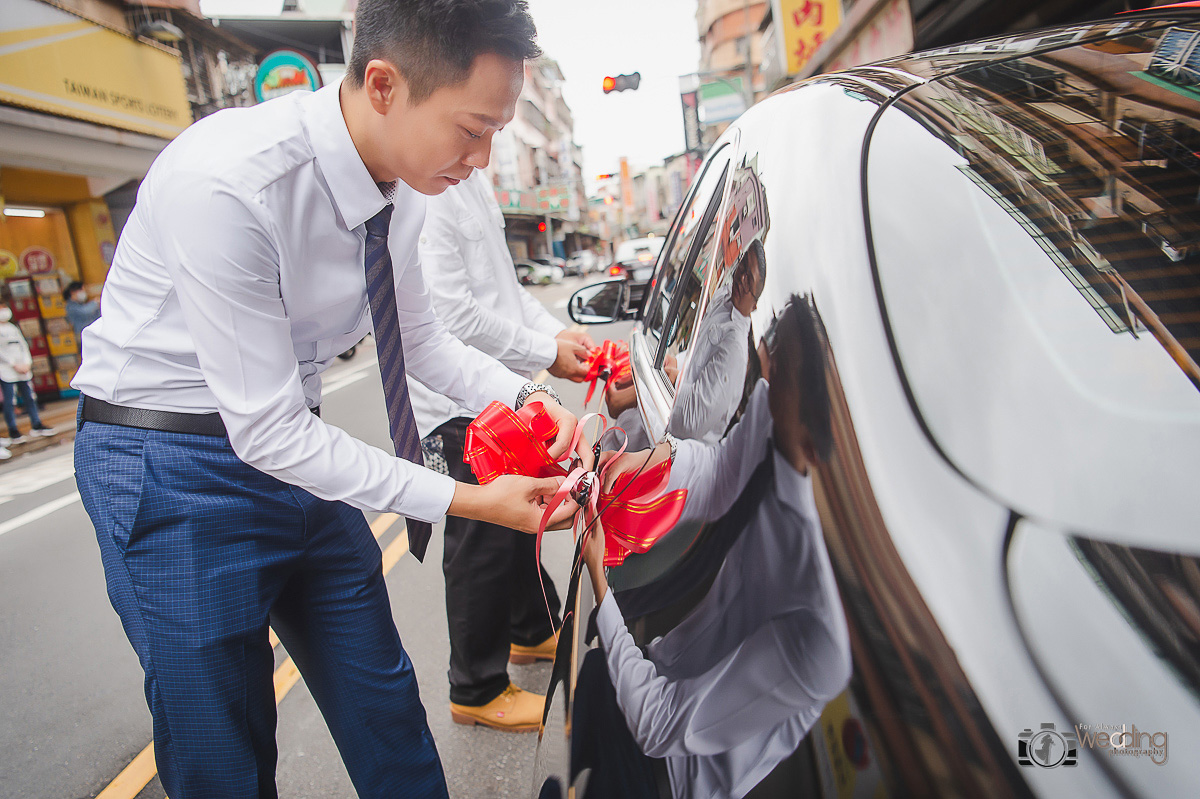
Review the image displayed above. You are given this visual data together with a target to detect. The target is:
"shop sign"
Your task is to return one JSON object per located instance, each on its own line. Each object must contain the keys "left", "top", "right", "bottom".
{"left": 0, "top": 250, "right": 19, "bottom": 279}
{"left": 776, "top": 0, "right": 845, "bottom": 75}
{"left": 20, "top": 247, "right": 55, "bottom": 275}
{"left": 494, "top": 188, "right": 537, "bottom": 214}
{"left": 254, "top": 50, "right": 323, "bottom": 103}
{"left": 698, "top": 78, "right": 747, "bottom": 125}
{"left": 536, "top": 185, "right": 572, "bottom": 214}
{"left": 0, "top": 0, "right": 191, "bottom": 138}
{"left": 826, "top": 0, "right": 914, "bottom": 72}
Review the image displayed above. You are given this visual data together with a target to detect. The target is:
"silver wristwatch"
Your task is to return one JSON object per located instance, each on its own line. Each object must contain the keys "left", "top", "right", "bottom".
{"left": 662, "top": 431, "right": 679, "bottom": 464}
{"left": 516, "top": 382, "right": 561, "bottom": 409}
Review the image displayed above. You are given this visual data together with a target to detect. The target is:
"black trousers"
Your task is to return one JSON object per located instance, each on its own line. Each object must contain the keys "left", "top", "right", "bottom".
{"left": 437, "top": 416, "right": 562, "bottom": 706}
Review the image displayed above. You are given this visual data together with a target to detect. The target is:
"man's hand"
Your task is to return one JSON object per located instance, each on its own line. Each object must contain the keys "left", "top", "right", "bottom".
{"left": 595, "top": 443, "right": 671, "bottom": 494}
{"left": 664, "top": 354, "right": 680, "bottom": 386}
{"left": 449, "top": 474, "right": 578, "bottom": 534}
{"left": 16, "top": 365, "right": 32, "bottom": 379}
{"left": 548, "top": 337, "right": 590, "bottom": 381}
{"left": 605, "top": 380, "right": 637, "bottom": 418}
{"left": 527, "top": 390, "right": 593, "bottom": 468}
{"left": 556, "top": 327, "right": 595, "bottom": 350}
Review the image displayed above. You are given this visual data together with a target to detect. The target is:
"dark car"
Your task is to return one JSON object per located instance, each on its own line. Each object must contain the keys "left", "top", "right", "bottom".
{"left": 546, "top": 9, "right": 1200, "bottom": 799}
{"left": 606, "top": 236, "right": 666, "bottom": 310}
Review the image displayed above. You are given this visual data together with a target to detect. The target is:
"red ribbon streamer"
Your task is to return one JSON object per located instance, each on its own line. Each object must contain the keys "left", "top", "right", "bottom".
{"left": 583, "top": 339, "right": 632, "bottom": 407}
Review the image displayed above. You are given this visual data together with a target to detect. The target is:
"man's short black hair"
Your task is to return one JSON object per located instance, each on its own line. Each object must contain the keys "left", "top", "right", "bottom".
{"left": 734, "top": 238, "right": 767, "bottom": 287}
{"left": 347, "top": 0, "right": 541, "bottom": 103}
{"left": 770, "top": 294, "right": 833, "bottom": 462}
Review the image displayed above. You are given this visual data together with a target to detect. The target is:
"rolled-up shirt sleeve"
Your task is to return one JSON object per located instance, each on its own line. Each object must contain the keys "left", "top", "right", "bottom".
{"left": 152, "top": 173, "right": 521, "bottom": 522}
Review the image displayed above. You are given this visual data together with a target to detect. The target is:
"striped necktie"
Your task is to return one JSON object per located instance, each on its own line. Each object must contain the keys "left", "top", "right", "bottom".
{"left": 364, "top": 200, "right": 434, "bottom": 561}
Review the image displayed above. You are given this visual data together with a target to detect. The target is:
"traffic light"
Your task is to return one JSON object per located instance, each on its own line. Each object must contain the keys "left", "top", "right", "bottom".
{"left": 537, "top": 221, "right": 547, "bottom": 232}
{"left": 602, "top": 72, "right": 641, "bottom": 94}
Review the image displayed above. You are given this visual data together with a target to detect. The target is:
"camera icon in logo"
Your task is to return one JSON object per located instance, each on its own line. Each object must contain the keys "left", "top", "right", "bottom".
{"left": 1018, "top": 723, "right": 1078, "bottom": 768}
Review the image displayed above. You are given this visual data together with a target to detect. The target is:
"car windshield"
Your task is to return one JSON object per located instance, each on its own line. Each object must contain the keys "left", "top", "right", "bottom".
{"left": 866, "top": 25, "right": 1200, "bottom": 546}
{"left": 615, "top": 238, "right": 665, "bottom": 263}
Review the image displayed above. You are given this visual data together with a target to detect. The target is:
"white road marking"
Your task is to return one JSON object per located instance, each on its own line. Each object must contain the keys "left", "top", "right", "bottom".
{"left": 0, "top": 451, "right": 77, "bottom": 505}
{"left": 0, "top": 357, "right": 380, "bottom": 537}
{"left": 0, "top": 491, "right": 81, "bottom": 538}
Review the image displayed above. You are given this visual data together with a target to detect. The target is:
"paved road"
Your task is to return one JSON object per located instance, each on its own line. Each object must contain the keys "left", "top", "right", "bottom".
{"left": 0, "top": 275, "right": 632, "bottom": 799}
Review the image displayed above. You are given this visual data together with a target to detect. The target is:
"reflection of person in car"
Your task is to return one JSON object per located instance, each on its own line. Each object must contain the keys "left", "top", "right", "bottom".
{"left": 668, "top": 239, "right": 765, "bottom": 444}
{"left": 581, "top": 295, "right": 851, "bottom": 799}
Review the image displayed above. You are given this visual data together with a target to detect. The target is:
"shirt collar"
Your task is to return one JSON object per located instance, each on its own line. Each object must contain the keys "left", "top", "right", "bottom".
{"left": 771, "top": 443, "right": 818, "bottom": 519}
{"left": 302, "top": 81, "right": 392, "bottom": 231}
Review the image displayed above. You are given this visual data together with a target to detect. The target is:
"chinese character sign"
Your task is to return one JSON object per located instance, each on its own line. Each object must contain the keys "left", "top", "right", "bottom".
{"left": 779, "top": 0, "right": 843, "bottom": 75}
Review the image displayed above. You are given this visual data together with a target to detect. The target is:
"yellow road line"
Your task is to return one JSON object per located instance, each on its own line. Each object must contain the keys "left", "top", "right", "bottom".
{"left": 98, "top": 513, "right": 404, "bottom": 799}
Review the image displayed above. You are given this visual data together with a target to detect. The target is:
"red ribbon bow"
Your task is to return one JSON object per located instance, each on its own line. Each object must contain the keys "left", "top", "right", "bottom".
{"left": 583, "top": 339, "right": 632, "bottom": 407}
{"left": 463, "top": 400, "right": 566, "bottom": 484}
{"left": 463, "top": 405, "right": 688, "bottom": 622}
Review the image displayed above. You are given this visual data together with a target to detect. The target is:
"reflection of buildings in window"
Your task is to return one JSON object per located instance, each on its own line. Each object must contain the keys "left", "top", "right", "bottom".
{"left": 721, "top": 156, "right": 771, "bottom": 274}
{"left": 1147, "top": 27, "right": 1200, "bottom": 90}
{"left": 921, "top": 54, "right": 1200, "bottom": 386}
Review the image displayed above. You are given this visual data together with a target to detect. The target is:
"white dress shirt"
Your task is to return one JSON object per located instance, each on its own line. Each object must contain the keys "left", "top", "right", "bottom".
{"left": 596, "top": 381, "right": 853, "bottom": 799}
{"left": 408, "top": 169, "right": 563, "bottom": 439}
{"left": 72, "top": 82, "right": 527, "bottom": 523}
{"left": 0, "top": 322, "right": 33, "bottom": 384}
{"left": 668, "top": 286, "right": 751, "bottom": 444}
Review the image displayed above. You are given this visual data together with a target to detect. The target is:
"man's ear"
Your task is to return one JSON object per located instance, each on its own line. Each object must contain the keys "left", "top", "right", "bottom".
{"left": 362, "top": 58, "right": 409, "bottom": 115}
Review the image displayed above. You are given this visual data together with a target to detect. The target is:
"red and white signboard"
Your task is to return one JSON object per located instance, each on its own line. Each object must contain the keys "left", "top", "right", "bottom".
{"left": 20, "top": 246, "right": 55, "bottom": 275}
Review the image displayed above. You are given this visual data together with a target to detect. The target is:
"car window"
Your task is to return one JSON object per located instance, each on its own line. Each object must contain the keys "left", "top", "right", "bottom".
{"left": 643, "top": 146, "right": 734, "bottom": 377}
{"left": 866, "top": 24, "right": 1200, "bottom": 541}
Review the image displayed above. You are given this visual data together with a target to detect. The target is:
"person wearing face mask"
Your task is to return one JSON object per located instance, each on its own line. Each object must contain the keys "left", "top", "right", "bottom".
{"left": 62, "top": 281, "right": 100, "bottom": 339}
{"left": 0, "top": 305, "right": 55, "bottom": 447}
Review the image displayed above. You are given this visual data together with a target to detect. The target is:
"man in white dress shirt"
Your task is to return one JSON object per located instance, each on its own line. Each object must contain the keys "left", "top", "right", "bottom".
{"left": 408, "top": 169, "right": 594, "bottom": 731}
{"left": 71, "top": 2, "right": 579, "bottom": 797}
{"left": 580, "top": 295, "right": 851, "bottom": 799}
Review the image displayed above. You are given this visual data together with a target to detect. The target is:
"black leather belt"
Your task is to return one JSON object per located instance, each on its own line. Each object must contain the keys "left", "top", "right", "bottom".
{"left": 82, "top": 396, "right": 319, "bottom": 437}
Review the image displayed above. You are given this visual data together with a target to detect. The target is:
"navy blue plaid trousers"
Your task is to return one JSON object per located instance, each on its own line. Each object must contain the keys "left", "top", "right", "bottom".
{"left": 75, "top": 414, "right": 448, "bottom": 799}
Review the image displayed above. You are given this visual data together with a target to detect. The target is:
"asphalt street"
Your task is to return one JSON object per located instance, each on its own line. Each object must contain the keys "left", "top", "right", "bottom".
{"left": 0, "top": 274, "right": 633, "bottom": 799}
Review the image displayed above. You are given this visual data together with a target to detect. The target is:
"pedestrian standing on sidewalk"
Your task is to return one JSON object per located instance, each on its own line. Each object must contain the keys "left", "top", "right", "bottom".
{"left": 0, "top": 304, "right": 55, "bottom": 448}
{"left": 63, "top": 281, "right": 100, "bottom": 339}
{"left": 410, "top": 168, "right": 594, "bottom": 732}
{"left": 70, "top": 2, "right": 582, "bottom": 797}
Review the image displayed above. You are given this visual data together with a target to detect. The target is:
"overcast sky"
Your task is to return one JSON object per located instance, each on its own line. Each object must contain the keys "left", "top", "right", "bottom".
{"left": 199, "top": 0, "right": 701, "bottom": 180}
{"left": 524, "top": 0, "right": 701, "bottom": 178}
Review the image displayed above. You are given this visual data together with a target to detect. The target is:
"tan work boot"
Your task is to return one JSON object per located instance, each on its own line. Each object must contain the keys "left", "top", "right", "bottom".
{"left": 509, "top": 633, "right": 557, "bottom": 665}
{"left": 450, "top": 684, "right": 544, "bottom": 732}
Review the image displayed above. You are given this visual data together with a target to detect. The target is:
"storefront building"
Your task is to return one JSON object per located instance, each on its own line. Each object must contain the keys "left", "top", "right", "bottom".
{"left": 0, "top": 0, "right": 191, "bottom": 399}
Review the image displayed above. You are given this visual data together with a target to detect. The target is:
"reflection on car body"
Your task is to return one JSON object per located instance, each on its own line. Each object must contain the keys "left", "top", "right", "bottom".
{"left": 547, "top": 9, "right": 1200, "bottom": 799}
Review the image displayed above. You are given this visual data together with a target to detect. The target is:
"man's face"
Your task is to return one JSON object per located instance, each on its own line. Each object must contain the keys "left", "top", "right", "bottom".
{"left": 380, "top": 52, "right": 523, "bottom": 195}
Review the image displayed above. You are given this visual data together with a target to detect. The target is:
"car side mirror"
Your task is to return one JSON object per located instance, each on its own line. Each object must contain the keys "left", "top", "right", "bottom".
{"left": 568, "top": 278, "right": 631, "bottom": 324}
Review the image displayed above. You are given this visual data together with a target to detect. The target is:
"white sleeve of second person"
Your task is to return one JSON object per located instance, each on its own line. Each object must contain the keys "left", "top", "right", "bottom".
{"left": 668, "top": 380, "right": 773, "bottom": 524}
{"left": 420, "top": 203, "right": 559, "bottom": 374}
{"left": 152, "top": 174, "right": 523, "bottom": 524}
{"left": 595, "top": 591, "right": 848, "bottom": 759}
{"left": 516, "top": 279, "right": 568, "bottom": 340}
